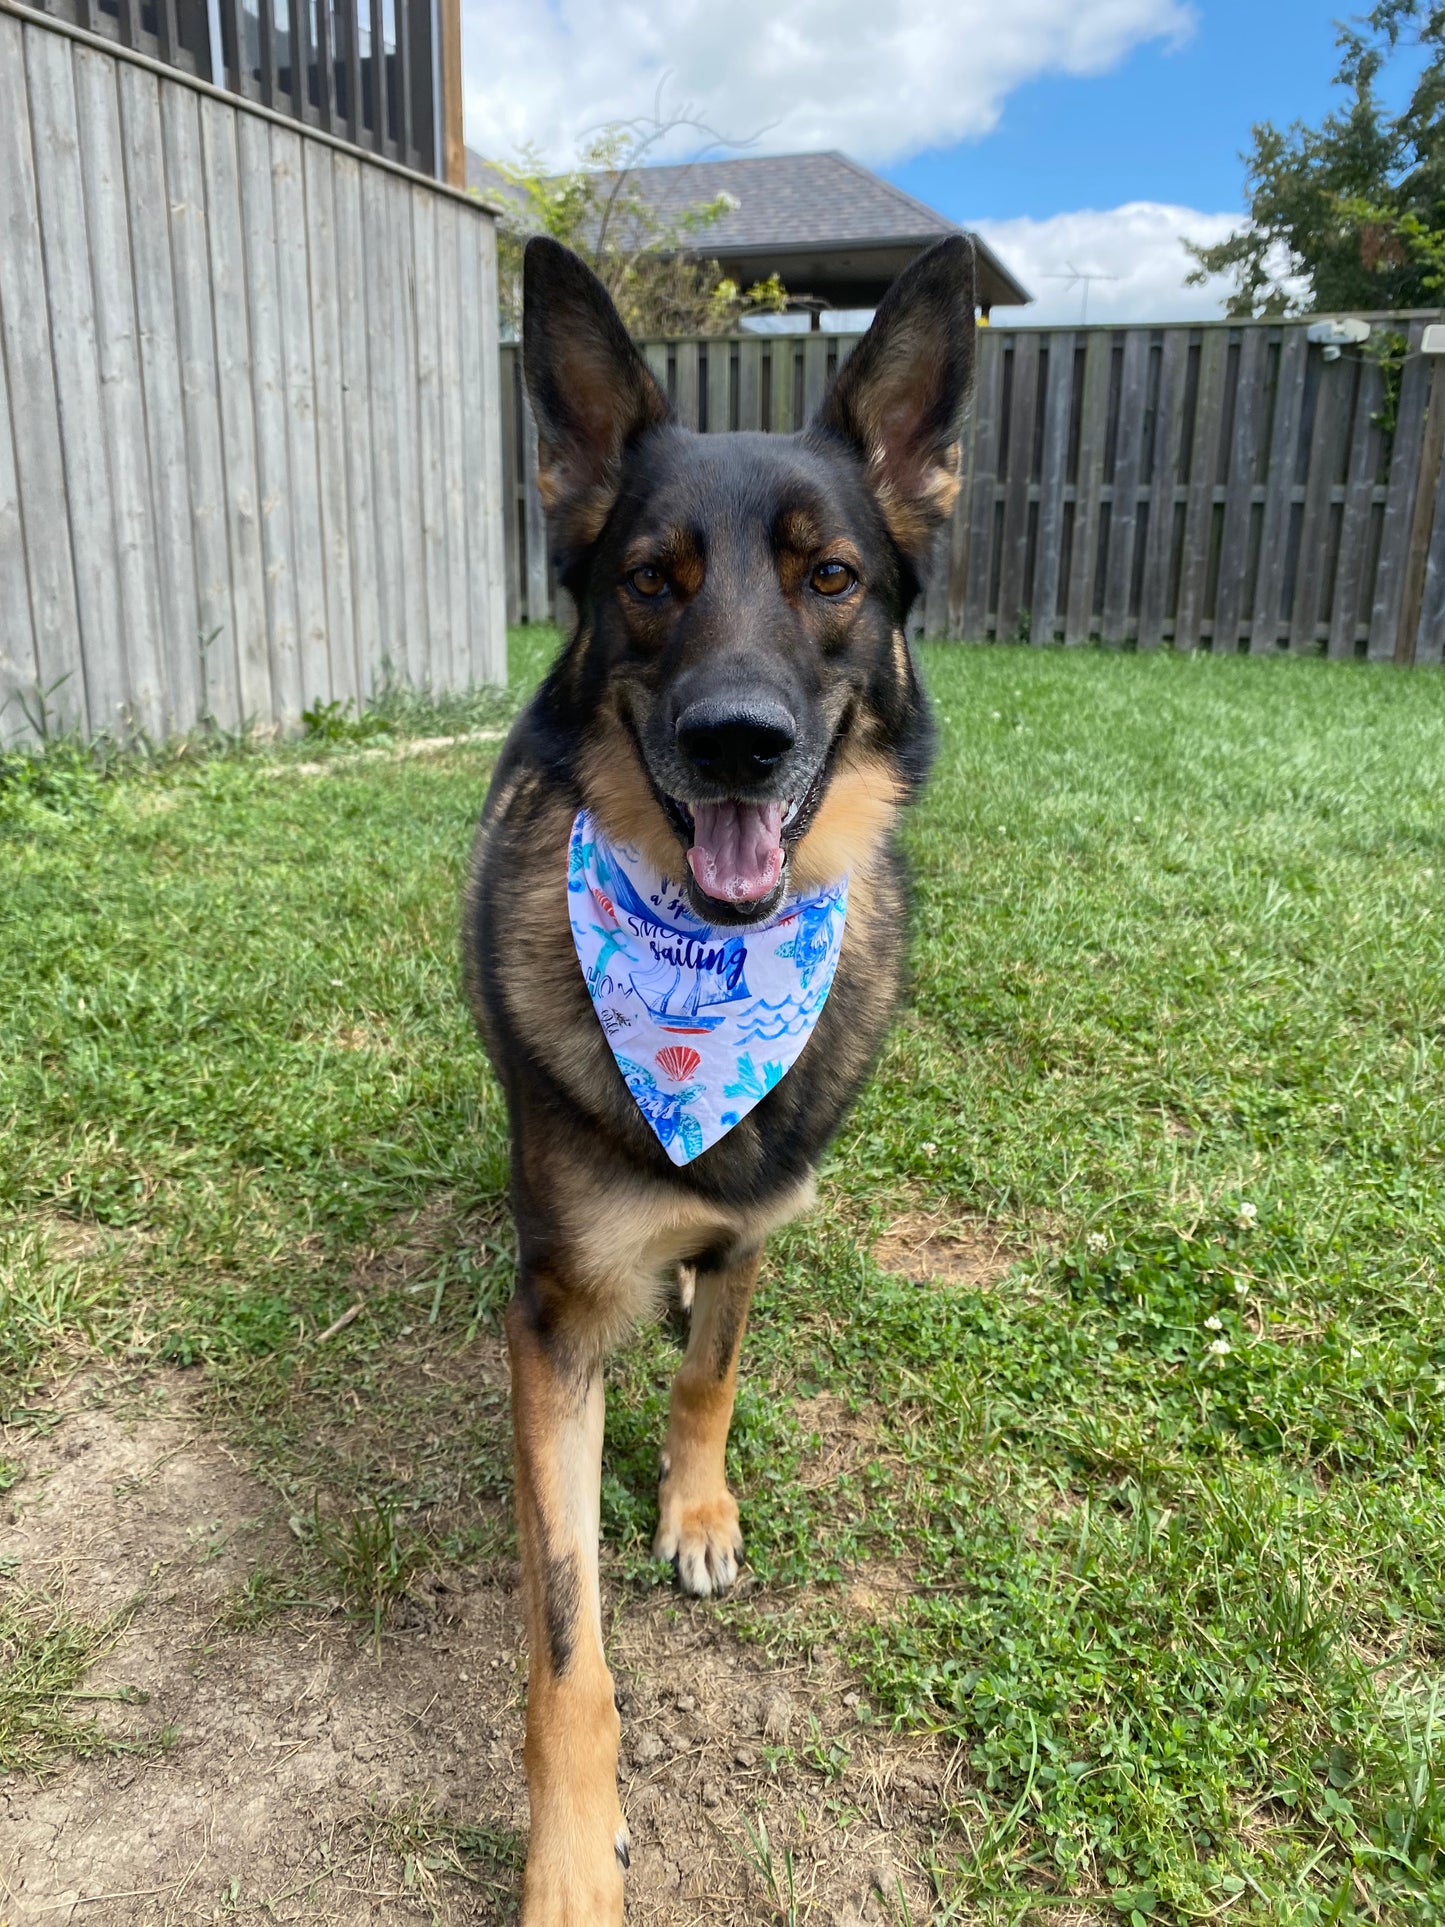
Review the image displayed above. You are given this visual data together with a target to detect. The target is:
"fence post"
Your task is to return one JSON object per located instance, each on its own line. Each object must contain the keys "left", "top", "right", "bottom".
{"left": 1396, "top": 356, "right": 1445, "bottom": 665}
{"left": 1369, "top": 320, "right": 1431, "bottom": 660}
{"left": 1063, "top": 332, "right": 1112, "bottom": 645}
{"left": 520, "top": 388, "right": 550, "bottom": 625}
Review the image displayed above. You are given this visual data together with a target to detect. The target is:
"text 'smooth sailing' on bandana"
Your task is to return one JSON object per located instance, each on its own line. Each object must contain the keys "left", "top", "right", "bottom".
{"left": 567, "top": 810, "right": 849, "bottom": 1166}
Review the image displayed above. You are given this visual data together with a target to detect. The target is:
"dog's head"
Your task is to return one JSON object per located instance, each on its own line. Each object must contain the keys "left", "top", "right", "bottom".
{"left": 523, "top": 235, "right": 974, "bottom": 925}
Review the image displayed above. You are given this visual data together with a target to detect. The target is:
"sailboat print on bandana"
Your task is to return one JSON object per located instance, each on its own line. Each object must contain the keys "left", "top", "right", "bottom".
{"left": 568, "top": 810, "right": 848, "bottom": 1165}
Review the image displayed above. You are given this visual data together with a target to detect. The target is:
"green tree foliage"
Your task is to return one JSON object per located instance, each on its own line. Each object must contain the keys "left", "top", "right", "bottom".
{"left": 482, "top": 123, "right": 789, "bottom": 338}
{"left": 1187, "top": 2, "right": 1445, "bottom": 315}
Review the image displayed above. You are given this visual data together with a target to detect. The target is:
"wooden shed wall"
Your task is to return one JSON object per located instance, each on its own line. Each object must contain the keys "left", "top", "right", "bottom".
{"left": 0, "top": 0, "right": 506, "bottom": 747}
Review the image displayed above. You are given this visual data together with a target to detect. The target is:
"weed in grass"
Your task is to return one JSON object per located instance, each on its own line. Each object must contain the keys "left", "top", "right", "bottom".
{"left": 738, "top": 1811, "right": 799, "bottom": 1925}
{"left": 300, "top": 697, "right": 393, "bottom": 745}
{"left": 0, "top": 1589, "right": 165, "bottom": 1772}
{"left": 217, "top": 1562, "right": 319, "bottom": 1632}
{"left": 803, "top": 1716, "right": 851, "bottom": 1783}
{"left": 0, "top": 740, "right": 108, "bottom": 828}
{"left": 365, "top": 1794, "right": 523, "bottom": 1909}
{"left": 312, "top": 1495, "right": 431, "bottom": 1653}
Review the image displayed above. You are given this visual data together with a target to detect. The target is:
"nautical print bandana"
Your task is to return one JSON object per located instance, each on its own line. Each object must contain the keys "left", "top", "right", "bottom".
{"left": 568, "top": 809, "right": 848, "bottom": 1166}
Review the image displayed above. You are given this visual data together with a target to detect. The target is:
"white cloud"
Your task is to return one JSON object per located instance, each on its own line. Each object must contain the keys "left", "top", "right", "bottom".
{"left": 974, "top": 203, "right": 1242, "bottom": 323}
{"left": 462, "top": 0, "right": 1195, "bottom": 168}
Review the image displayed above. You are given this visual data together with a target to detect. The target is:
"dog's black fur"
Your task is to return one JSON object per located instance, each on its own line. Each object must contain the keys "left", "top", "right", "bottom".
{"left": 462, "top": 235, "right": 974, "bottom": 1923}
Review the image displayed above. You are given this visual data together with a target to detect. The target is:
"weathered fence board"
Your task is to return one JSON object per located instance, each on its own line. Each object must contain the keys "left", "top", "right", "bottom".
{"left": 239, "top": 108, "right": 303, "bottom": 726}
{"left": 274, "top": 124, "right": 333, "bottom": 715}
{"left": 0, "top": 17, "right": 79, "bottom": 742}
{"left": 30, "top": 21, "right": 127, "bottom": 731}
{"left": 1101, "top": 328, "right": 1150, "bottom": 644}
{"left": 962, "top": 334, "right": 1005, "bottom": 642}
{"left": 1369, "top": 321, "right": 1432, "bottom": 662}
{"left": 304, "top": 140, "right": 361, "bottom": 708}
{"left": 476, "top": 218, "right": 509, "bottom": 673}
{"left": 121, "top": 63, "right": 203, "bottom": 735}
{"left": 500, "top": 311, "right": 1445, "bottom": 664}
{"left": 1329, "top": 359, "right": 1385, "bottom": 660}
{"left": 1063, "top": 329, "right": 1111, "bottom": 647}
{"left": 995, "top": 330, "right": 1039, "bottom": 641}
{"left": 411, "top": 187, "right": 449, "bottom": 696}
{"left": 78, "top": 43, "right": 167, "bottom": 735}
{"left": 1398, "top": 360, "right": 1445, "bottom": 664}
{"left": 0, "top": 4, "right": 505, "bottom": 745}
{"left": 1213, "top": 326, "right": 1267, "bottom": 648}
{"left": 1030, "top": 334, "right": 1073, "bottom": 642}
{"left": 0, "top": 293, "right": 36, "bottom": 744}
{"left": 1174, "top": 328, "right": 1227, "bottom": 652}
{"left": 204, "top": 94, "right": 273, "bottom": 727}
{"left": 1416, "top": 426, "right": 1445, "bottom": 667}
{"left": 1137, "top": 329, "right": 1190, "bottom": 651}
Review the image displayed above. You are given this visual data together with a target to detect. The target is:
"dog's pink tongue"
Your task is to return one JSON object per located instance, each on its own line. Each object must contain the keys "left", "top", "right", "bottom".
{"left": 687, "top": 801, "right": 784, "bottom": 905}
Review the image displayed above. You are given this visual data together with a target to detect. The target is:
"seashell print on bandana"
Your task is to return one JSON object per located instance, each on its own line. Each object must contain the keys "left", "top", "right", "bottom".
{"left": 567, "top": 809, "right": 848, "bottom": 1166}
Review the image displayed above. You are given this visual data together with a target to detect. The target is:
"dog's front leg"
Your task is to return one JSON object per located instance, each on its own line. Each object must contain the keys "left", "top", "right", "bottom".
{"left": 654, "top": 1247, "right": 761, "bottom": 1597}
{"left": 507, "top": 1273, "right": 626, "bottom": 1925}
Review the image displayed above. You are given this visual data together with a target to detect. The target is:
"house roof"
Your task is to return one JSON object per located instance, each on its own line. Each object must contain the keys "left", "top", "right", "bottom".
{"left": 466, "top": 148, "right": 1031, "bottom": 310}
{"left": 629, "top": 152, "right": 956, "bottom": 246}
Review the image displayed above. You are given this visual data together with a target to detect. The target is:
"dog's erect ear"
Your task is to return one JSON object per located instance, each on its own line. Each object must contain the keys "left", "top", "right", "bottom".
{"left": 812, "top": 235, "right": 975, "bottom": 560}
{"left": 522, "top": 237, "right": 670, "bottom": 557}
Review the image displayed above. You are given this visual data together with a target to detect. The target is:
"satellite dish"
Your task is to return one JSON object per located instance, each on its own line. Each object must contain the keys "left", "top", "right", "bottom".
{"left": 1306, "top": 318, "right": 1372, "bottom": 362}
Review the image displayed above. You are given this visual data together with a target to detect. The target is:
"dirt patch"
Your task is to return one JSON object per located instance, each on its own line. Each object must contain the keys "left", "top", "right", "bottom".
{"left": 28, "top": 1217, "right": 116, "bottom": 1265}
{"left": 874, "top": 1210, "right": 1018, "bottom": 1291}
{"left": 611, "top": 1602, "right": 956, "bottom": 1924}
{"left": 793, "top": 1392, "right": 887, "bottom": 1491}
{"left": 1, "top": 1380, "right": 961, "bottom": 1925}
{"left": 3, "top": 1381, "right": 266, "bottom": 1622}
{"left": 275, "top": 730, "right": 505, "bottom": 780}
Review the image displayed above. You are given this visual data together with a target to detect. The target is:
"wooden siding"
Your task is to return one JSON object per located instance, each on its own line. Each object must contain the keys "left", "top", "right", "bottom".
{"left": 0, "top": 5, "right": 505, "bottom": 746}
{"left": 500, "top": 317, "right": 1445, "bottom": 665}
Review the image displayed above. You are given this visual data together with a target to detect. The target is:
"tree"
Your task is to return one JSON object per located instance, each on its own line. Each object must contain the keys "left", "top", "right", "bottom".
{"left": 1186, "top": 2, "right": 1445, "bottom": 315}
{"left": 483, "top": 120, "right": 789, "bottom": 338}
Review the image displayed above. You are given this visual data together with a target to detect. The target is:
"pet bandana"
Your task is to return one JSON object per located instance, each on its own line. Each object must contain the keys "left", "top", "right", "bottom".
{"left": 568, "top": 809, "right": 848, "bottom": 1166}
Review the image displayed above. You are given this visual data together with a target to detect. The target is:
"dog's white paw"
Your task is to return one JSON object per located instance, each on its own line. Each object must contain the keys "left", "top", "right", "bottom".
{"left": 654, "top": 1490, "right": 743, "bottom": 1598}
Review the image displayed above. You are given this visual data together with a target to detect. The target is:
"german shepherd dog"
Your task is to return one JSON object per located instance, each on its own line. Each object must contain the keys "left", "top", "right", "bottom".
{"left": 463, "top": 232, "right": 974, "bottom": 1922}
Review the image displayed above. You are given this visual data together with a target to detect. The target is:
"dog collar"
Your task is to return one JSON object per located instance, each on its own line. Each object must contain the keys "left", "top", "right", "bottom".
{"left": 567, "top": 809, "right": 848, "bottom": 1166}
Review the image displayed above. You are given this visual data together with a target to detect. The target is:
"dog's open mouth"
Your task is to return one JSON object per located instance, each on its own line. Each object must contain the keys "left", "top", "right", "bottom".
{"left": 661, "top": 789, "right": 815, "bottom": 911}
{"left": 686, "top": 798, "right": 784, "bottom": 905}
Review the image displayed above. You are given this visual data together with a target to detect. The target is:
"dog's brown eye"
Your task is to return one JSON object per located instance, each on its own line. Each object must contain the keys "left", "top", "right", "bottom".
{"left": 628, "top": 565, "right": 668, "bottom": 599}
{"left": 810, "top": 561, "right": 856, "bottom": 598}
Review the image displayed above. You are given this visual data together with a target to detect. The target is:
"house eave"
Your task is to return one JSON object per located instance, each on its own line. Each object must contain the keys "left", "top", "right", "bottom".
{"left": 678, "top": 232, "right": 1032, "bottom": 309}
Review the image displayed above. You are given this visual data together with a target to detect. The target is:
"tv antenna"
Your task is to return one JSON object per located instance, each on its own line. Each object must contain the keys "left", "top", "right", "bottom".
{"left": 1043, "top": 262, "right": 1120, "bottom": 324}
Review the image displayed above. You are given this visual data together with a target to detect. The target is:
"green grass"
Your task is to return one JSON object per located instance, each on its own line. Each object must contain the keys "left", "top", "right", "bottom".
{"left": 3, "top": 633, "right": 1445, "bottom": 1921}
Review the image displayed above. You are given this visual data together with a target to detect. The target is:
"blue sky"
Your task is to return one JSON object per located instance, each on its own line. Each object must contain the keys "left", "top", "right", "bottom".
{"left": 886, "top": 0, "right": 1355, "bottom": 224}
{"left": 461, "top": 0, "right": 1427, "bottom": 322}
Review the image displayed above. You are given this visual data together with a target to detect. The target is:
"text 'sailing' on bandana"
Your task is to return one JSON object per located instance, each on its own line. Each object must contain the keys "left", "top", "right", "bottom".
{"left": 568, "top": 810, "right": 848, "bottom": 1166}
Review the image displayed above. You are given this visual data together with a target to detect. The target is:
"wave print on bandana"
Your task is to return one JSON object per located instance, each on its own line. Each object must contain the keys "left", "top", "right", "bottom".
{"left": 568, "top": 809, "right": 848, "bottom": 1166}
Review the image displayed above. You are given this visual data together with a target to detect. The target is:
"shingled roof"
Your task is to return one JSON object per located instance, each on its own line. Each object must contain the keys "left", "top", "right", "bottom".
{"left": 611, "top": 151, "right": 962, "bottom": 249}
{"left": 466, "top": 148, "right": 1031, "bottom": 314}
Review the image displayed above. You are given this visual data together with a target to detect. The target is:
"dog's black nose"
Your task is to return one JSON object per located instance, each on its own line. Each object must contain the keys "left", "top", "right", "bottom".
{"left": 675, "top": 698, "right": 796, "bottom": 783}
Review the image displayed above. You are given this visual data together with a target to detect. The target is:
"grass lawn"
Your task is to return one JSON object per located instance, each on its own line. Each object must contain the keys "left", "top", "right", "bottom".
{"left": 3, "top": 633, "right": 1445, "bottom": 1923}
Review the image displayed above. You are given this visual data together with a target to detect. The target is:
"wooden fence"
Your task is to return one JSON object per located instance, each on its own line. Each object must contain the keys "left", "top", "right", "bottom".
{"left": 0, "top": 0, "right": 505, "bottom": 748}
{"left": 501, "top": 315, "right": 1445, "bottom": 665}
